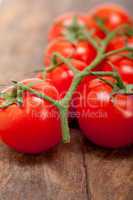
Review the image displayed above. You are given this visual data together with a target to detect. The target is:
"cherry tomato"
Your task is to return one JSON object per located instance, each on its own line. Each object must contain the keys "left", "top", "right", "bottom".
{"left": 107, "top": 36, "right": 133, "bottom": 51}
{"left": 113, "top": 58, "right": 133, "bottom": 84}
{"left": 77, "top": 77, "right": 133, "bottom": 148}
{"left": 0, "top": 78, "right": 61, "bottom": 154}
{"left": 103, "top": 35, "right": 133, "bottom": 84}
{"left": 86, "top": 4, "right": 132, "bottom": 38}
{"left": 103, "top": 58, "right": 133, "bottom": 84}
{"left": 106, "top": 35, "right": 133, "bottom": 63}
{"left": 44, "top": 38, "right": 97, "bottom": 66}
{"left": 48, "top": 13, "right": 88, "bottom": 41}
{"left": 44, "top": 38, "right": 74, "bottom": 66}
{"left": 38, "top": 59, "right": 86, "bottom": 97}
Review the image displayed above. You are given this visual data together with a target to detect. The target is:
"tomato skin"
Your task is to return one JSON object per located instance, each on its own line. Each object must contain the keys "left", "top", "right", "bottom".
{"left": 103, "top": 58, "right": 133, "bottom": 84}
{"left": 48, "top": 13, "right": 88, "bottom": 41}
{"left": 44, "top": 38, "right": 74, "bottom": 66}
{"left": 44, "top": 38, "right": 96, "bottom": 66}
{"left": 0, "top": 79, "right": 61, "bottom": 154}
{"left": 77, "top": 78, "right": 133, "bottom": 148}
{"left": 86, "top": 4, "right": 132, "bottom": 38}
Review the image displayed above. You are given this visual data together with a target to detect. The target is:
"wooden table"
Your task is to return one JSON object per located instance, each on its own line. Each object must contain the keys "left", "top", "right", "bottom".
{"left": 0, "top": 0, "right": 133, "bottom": 199}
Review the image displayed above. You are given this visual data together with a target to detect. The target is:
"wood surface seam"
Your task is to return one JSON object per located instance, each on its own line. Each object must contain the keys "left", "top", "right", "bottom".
{"left": 81, "top": 146, "right": 92, "bottom": 200}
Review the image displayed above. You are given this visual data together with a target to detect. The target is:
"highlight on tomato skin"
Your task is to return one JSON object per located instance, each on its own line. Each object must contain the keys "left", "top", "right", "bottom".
{"left": 44, "top": 38, "right": 97, "bottom": 66}
{"left": 76, "top": 77, "right": 133, "bottom": 148}
{"left": 86, "top": 4, "right": 133, "bottom": 39}
{"left": 48, "top": 12, "right": 88, "bottom": 42}
{"left": 0, "top": 79, "right": 62, "bottom": 154}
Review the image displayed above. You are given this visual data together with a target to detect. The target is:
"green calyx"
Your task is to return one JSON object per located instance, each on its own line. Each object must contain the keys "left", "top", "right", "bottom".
{"left": 0, "top": 83, "right": 24, "bottom": 109}
{"left": 63, "top": 16, "right": 94, "bottom": 43}
{"left": 0, "top": 23, "right": 133, "bottom": 144}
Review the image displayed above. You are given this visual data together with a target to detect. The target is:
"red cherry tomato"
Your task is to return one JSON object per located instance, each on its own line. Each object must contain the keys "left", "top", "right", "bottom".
{"left": 44, "top": 38, "right": 96, "bottom": 66}
{"left": 77, "top": 77, "right": 133, "bottom": 148}
{"left": 38, "top": 59, "right": 86, "bottom": 97}
{"left": 106, "top": 36, "right": 133, "bottom": 62}
{"left": 48, "top": 13, "right": 88, "bottom": 41}
{"left": 103, "top": 58, "right": 133, "bottom": 84}
{"left": 113, "top": 58, "right": 133, "bottom": 84}
{"left": 44, "top": 38, "right": 74, "bottom": 66}
{"left": 103, "top": 35, "right": 133, "bottom": 84}
{"left": 0, "top": 78, "right": 61, "bottom": 154}
{"left": 86, "top": 4, "right": 132, "bottom": 38}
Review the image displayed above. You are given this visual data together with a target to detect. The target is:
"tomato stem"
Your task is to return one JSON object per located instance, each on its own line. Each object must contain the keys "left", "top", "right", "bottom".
{"left": 46, "top": 62, "right": 63, "bottom": 72}
{"left": 17, "top": 82, "right": 61, "bottom": 109}
{"left": 83, "top": 30, "right": 100, "bottom": 49}
{"left": 53, "top": 53, "right": 80, "bottom": 75}
{"left": 105, "top": 47, "right": 133, "bottom": 57}
{"left": 95, "top": 16, "right": 110, "bottom": 34}
{"left": 59, "top": 108, "right": 70, "bottom": 143}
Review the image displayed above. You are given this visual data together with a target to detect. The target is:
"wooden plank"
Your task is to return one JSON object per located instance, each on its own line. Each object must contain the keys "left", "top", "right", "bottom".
{"left": 0, "top": 0, "right": 133, "bottom": 200}
{"left": 83, "top": 142, "right": 133, "bottom": 200}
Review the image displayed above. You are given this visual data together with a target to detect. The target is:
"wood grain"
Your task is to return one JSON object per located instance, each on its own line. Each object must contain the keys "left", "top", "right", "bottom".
{"left": 0, "top": 0, "right": 133, "bottom": 200}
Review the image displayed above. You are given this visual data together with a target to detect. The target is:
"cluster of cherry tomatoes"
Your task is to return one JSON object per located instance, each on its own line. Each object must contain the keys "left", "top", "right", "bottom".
{"left": 0, "top": 4, "right": 133, "bottom": 154}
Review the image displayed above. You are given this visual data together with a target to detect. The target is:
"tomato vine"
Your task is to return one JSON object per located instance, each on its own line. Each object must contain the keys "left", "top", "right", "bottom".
{"left": 0, "top": 22, "right": 133, "bottom": 144}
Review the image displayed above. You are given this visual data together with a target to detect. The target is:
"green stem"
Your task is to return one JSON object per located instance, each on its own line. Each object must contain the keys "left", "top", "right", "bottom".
{"left": 94, "top": 16, "right": 110, "bottom": 35}
{"left": 103, "top": 31, "right": 117, "bottom": 47}
{"left": 83, "top": 30, "right": 99, "bottom": 50}
{"left": 18, "top": 83, "right": 61, "bottom": 109}
{"left": 53, "top": 53, "right": 79, "bottom": 75}
{"left": 16, "top": 87, "right": 23, "bottom": 106}
{"left": 59, "top": 108, "right": 70, "bottom": 143}
{"left": 105, "top": 47, "right": 133, "bottom": 57}
{"left": 46, "top": 63, "right": 62, "bottom": 72}
{"left": 90, "top": 71, "right": 114, "bottom": 76}
{"left": 114, "top": 71, "right": 126, "bottom": 89}
{"left": 60, "top": 51, "right": 105, "bottom": 106}
{"left": 60, "top": 75, "right": 82, "bottom": 106}
{"left": 85, "top": 52, "right": 104, "bottom": 73}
